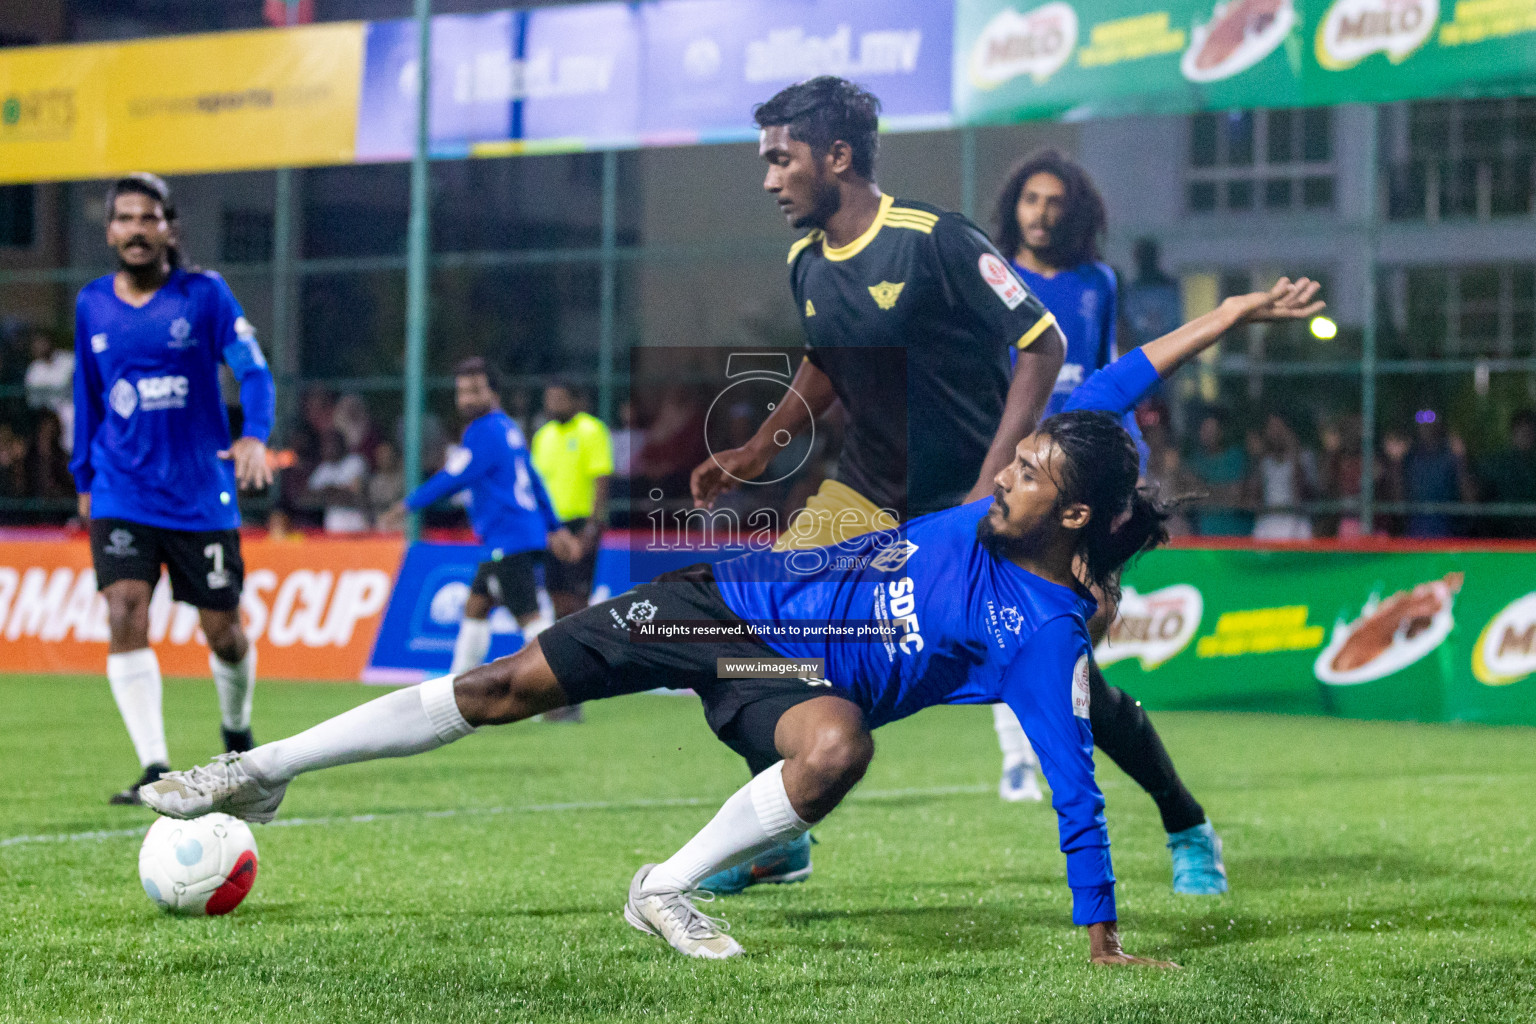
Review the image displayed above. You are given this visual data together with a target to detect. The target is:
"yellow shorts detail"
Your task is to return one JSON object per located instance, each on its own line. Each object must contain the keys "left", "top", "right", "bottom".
{"left": 772, "top": 479, "right": 899, "bottom": 552}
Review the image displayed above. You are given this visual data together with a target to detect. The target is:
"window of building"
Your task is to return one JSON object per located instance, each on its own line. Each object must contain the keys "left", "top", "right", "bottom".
{"left": 1385, "top": 263, "right": 1536, "bottom": 358}
{"left": 0, "top": 185, "right": 35, "bottom": 248}
{"left": 1384, "top": 99, "right": 1536, "bottom": 221}
{"left": 1187, "top": 108, "right": 1334, "bottom": 215}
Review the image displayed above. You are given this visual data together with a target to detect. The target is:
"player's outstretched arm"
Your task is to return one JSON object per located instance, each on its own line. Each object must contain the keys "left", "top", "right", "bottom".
{"left": 1141, "top": 277, "right": 1323, "bottom": 377}
{"left": 1088, "top": 921, "right": 1180, "bottom": 968}
{"left": 690, "top": 356, "right": 837, "bottom": 508}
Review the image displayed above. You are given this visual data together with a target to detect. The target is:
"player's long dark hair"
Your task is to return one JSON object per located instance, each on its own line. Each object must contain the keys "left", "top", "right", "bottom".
{"left": 105, "top": 172, "right": 186, "bottom": 270}
{"left": 1041, "top": 410, "right": 1172, "bottom": 602}
{"left": 992, "top": 148, "right": 1106, "bottom": 269}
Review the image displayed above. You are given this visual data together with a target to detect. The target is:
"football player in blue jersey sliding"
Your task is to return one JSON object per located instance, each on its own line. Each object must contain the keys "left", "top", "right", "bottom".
{"left": 986, "top": 150, "right": 1228, "bottom": 893}
{"left": 73, "top": 173, "right": 277, "bottom": 805}
{"left": 144, "top": 277, "right": 1321, "bottom": 964}
{"left": 379, "top": 357, "right": 581, "bottom": 672}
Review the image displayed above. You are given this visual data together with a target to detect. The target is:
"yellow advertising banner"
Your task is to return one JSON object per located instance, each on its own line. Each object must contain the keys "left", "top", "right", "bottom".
{"left": 0, "top": 23, "right": 363, "bottom": 184}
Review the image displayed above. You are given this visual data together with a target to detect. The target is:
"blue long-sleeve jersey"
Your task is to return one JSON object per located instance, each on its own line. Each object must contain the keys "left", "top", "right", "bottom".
{"left": 714, "top": 347, "right": 1163, "bottom": 927}
{"left": 71, "top": 269, "right": 275, "bottom": 531}
{"left": 405, "top": 409, "right": 561, "bottom": 555}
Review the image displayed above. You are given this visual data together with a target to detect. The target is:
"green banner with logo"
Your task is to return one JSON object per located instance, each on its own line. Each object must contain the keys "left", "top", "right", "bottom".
{"left": 955, "top": 0, "right": 1536, "bottom": 124}
{"left": 1101, "top": 548, "right": 1536, "bottom": 726}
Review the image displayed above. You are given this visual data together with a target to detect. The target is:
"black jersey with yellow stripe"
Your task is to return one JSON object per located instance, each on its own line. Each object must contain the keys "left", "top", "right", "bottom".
{"left": 788, "top": 195, "right": 1056, "bottom": 518}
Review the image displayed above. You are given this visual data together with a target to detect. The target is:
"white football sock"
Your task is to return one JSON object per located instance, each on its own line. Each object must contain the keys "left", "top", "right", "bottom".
{"left": 244, "top": 675, "right": 475, "bottom": 784}
{"left": 450, "top": 618, "right": 492, "bottom": 674}
{"left": 519, "top": 612, "right": 552, "bottom": 642}
{"left": 645, "top": 761, "right": 811, "bottom": 892}
{"left": 993, "top": 703, "right": 1038, "bottom": 769}
{"left": 210, "top": 647, "right": 256, "bottom": 732}
{"left": 107, "top": 649, "right": 169, "bottom": 769}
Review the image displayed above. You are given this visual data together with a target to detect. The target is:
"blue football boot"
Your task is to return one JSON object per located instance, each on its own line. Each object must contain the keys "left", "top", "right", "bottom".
{"left": 1168, "top": 821, "right": 1228, "bottom": 895}
{"left": 700, "top": 833, "right": 814, "bottom": 895}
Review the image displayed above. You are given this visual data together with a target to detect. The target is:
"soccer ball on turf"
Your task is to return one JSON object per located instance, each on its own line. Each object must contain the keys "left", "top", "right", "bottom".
{"left": 138, "top": 813, "right": 259, "bottom": 916}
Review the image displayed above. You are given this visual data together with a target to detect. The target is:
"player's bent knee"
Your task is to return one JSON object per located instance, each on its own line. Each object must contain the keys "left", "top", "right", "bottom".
{"left": 802, "top": 726, "right": 874, "bottom": 787}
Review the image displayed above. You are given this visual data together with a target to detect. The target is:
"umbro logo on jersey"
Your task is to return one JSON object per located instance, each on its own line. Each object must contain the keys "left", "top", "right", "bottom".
{"left": 168, "top": 317, "right": 196, "bottom": 348}
{"left": 104, "top": 529, "right": 138, "bottom": 557}
{"left": 91, "top": 333, "right": 109, "bottom": 353}
{"left": 869, "top": 539, "right": 918, "bottom": 572}
{"left": 867, "top": 281, "right": 905, "bottom": 310}
{"left": 109, "top": 379, "right": 138, "bottom": 418}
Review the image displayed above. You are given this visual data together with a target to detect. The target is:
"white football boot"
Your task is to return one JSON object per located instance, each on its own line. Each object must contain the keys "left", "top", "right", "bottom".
{"left": 999, "top": 760, "right": 1045, "bottom": 803}
{"left": 624, "top": 864, "right": 743, "bottom": 959}
{"left": 139, "top": 753, "right": 288, "bottom": 824}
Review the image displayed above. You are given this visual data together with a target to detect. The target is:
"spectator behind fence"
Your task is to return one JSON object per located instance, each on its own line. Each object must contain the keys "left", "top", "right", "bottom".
{"left": 1478, "top": 409, "right": 1536, "bottom": 537}
{"left": 333, "top": 392, "right": 379, "bottom": 459}
{"left": 1248, "top": 412, "right": 1317, "bottom": 541}
{"left": 1389, "top": 415, "right": 1476, "bottom": 538}
{"left": 1320, "top": 414, "right": 1365, "bottom": 539}
{"left": 368, "top": 439, "right": 405, "bottom": 526}
{"left": 307, "top": 429, "right": 370, "bottom": 534}
{"left": 26, "top": 409, "right": 75, "bottom": 523}
{"left": 1185, "top": 409, "right": 1252, "bottom": 536}
{"left": 0, "top": 423, "right": 26, "bottom": 498}
{"left": 24, "top": 327, "right": 75, "bottom": 455}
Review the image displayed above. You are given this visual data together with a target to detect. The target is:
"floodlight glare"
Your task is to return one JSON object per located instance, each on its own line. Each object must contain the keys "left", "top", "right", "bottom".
{"left": 1309, "top": 315, "right": 1338, "bottom": 340}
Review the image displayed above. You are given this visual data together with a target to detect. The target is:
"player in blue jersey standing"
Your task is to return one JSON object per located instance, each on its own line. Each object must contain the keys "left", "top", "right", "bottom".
{"left": 145, "top": 277, "right": 1320, "bottom": 964}
{"left": 380, "top": 357, "right": 580, "bottom": 672}
{"left": 987, "top": 149, "right": 1228, "bottom": 894}
{"left": 72, "top": 174, "right": 276, "bottom": 804}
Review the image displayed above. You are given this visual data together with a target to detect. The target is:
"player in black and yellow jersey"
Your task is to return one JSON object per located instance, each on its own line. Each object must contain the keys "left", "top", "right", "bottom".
{"left": 689, "top": 77, "right": 1218, "bottom": 898}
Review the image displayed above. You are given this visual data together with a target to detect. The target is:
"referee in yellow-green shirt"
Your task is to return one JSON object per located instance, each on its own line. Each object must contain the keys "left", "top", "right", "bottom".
{"left": 531, "top": 381, "right": 613, "bottom": 621}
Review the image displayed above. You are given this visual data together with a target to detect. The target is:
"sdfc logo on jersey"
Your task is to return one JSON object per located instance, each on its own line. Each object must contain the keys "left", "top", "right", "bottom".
{"left": 869, "top": 539, "right": 919, "bottom": 573}
{"left": 109, "top": 379, "right": 138, "bottom": 418}
{"left": 978, "top": 253, "right": 1028, "bottom": 310}
{"left": 168, "top": 317, "right": 195, "bottom": 348}
{"left": 867, "top": 281, "right": 905, "bottom": 311}
{"left": 136, "top": 375, "right": 190, "bottom": 411}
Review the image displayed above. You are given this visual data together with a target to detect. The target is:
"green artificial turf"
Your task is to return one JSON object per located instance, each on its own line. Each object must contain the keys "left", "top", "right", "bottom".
{"left": 1, "top": 672, "right": 1533, "bottom": 1023}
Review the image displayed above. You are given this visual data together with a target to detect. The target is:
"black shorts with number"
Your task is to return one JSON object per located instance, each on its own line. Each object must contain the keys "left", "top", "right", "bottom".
{"left": 538, "top": 563, "right": 839, "bottom": 775}
{"left": 90, "top": 518, "right": 245, "bottom": 611}
{"left": 545, "top": 517, "right": 599, "bottom": 599}
{"left": 469, "top": 549, "right": 543, "bottom": 619}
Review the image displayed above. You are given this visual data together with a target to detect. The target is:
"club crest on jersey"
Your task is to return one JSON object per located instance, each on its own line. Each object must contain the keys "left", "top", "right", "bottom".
{"left": 109, "top": 379, "right": 138, "bottom": 418}
{"left": 168, "top": 317, "right": 195, "bottom": 348}
{"left": 625, "top": 600, "right": 658, "bottom": 626}
{"left": 1000, "top": 606, "right": 1024, "bottom": 634}
{"left": 978, "top": 253, "right": 1028, "bottom": 310}
{"left": 91, "top": 333, "right": 109, "bottom": 353}
{"left": 104, "top": 529, "right": 137, "bottom": 557}
{"left": 867, "top": 281, "right": 905, "bottom": 311}
{"left": 1072, "top": 654, "right": 1091, "bottom": 718}
{"left": 869, "top": 539, "right": 919, "bottom": 573}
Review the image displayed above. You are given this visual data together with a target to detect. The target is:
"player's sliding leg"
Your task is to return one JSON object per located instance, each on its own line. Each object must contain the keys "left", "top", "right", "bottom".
{"left": 102, "top": 580, "right": 170, "bottom": 805}
{"left": 140, "top": 639, "right": 572, "bottom": 822}
{"left": 1086, "top": 661, "right": 1227, "bottom": 894}
{"left": 200, "top": 607, "right": 257, "bottom": 753}
{"left": 697, "top": 738, "right": 814, "bottom": 894}
{"left": 992, "top": 703, "right": 1044, "bottom": 803}
{"left": 627, "top": 696, "right": 871, "bottom": 959}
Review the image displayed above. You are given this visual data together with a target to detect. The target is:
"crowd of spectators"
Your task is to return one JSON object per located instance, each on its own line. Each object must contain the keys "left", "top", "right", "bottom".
{"left": 0, "top": 326, "right": 79, "bottom": 523}
{"left": 1144, "top": 403, "right": 1536, "bottom": 540}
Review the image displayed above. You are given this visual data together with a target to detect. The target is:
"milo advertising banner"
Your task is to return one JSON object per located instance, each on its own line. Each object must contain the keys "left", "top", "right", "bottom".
{"left": 1101, "top": 548, "right": 1536, "bottom": 726}
{"left": 955, "top": 0, "right": 1536, "bottom": 124}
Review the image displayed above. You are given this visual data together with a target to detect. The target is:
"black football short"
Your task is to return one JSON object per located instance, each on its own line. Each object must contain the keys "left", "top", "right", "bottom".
{"left": 537, "top": 563, "right": 843, "bottom": 774}
{"left": 469, "top": 549, "right": 543, "bottom": 619}
{"left": 545, "top": 517, "right": 599, "bottom": 599}
{"left": 90, "top": 517, "right": 244, "bottom": 611}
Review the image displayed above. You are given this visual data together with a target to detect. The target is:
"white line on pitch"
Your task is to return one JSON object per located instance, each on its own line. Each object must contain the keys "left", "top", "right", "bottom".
{"left": 0, "top": 783, "right": 993, "bottom": 851}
